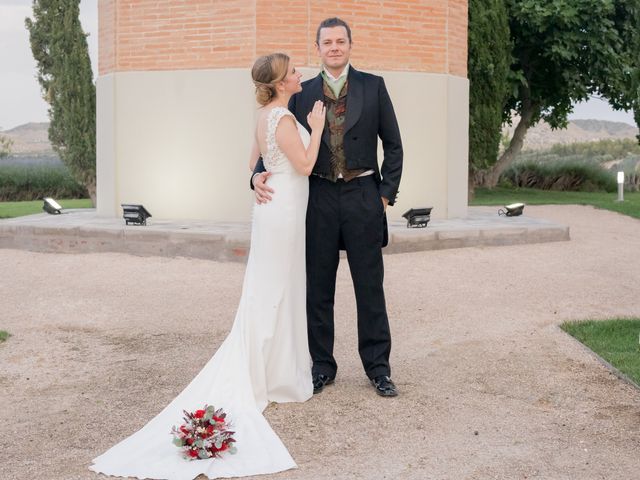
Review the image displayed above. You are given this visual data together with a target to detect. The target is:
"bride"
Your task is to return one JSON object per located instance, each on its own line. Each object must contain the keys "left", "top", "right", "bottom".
{"left": 90, "top": 53, "right": 326, "bottom": 480}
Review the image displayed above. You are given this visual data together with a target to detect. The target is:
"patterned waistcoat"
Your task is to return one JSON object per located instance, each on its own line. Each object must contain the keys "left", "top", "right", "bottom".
{"left": 323, "top": 79, "right": 366, "bottom": 182}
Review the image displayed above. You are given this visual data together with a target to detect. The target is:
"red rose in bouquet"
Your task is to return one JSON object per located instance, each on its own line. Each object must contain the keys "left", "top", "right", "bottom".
{"left": 171, "top": 405, "right": 237, "bottom": 460}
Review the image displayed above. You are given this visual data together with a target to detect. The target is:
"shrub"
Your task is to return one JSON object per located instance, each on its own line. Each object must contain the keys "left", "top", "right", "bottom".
{"left": 502, "top": 160, "right": 617, "bottom": 192}
{"left": 510, "top": 139, "right": 640, "bottom": 192}
{"left": 518, "top": 139, "right": 640, "bottom": 166}
{"left": 0, "top": 164, "right": 87, "bottom": 201}
{"left": 547, "top": 139, "right": 640, "bottom": 161}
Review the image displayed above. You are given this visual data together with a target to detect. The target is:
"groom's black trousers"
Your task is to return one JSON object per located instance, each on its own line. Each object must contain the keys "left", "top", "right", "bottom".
{"left": 306, "top": 174, "right": 391, "bottom": 380}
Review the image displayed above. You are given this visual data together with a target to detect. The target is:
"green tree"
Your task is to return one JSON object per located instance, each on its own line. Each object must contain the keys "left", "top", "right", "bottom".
{"left": 597, "top": 1, "right": 640, "bottom": 143}
{"left": 479, "top": 0, "right": 640, "bottom": 188}
{"left": 468, "top": 0, "right": 512, "bottom": 195}
{"left": 26, "top": 0, "right": 96, "bottom": 204}
{"left": 0, "top": 134, "right": 13, "bottom": 159}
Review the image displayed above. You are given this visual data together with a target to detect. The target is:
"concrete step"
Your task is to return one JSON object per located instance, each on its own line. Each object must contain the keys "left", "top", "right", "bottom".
{"left": 0, "top": 207, "right": 569, "bottom": 262}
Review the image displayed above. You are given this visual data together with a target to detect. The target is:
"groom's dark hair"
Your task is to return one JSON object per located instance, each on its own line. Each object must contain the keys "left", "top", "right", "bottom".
{"left": 316, "top": 17, "right": 352, "bottom": 44}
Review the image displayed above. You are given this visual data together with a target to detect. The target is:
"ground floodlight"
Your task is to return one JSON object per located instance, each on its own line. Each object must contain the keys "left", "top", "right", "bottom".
{"left": 43, "top": 197, "right": 62, "bottom": 215}
{"left": 121, "top": 204, "right": 152, "bottom": 226}
{"left": 402, "top": 207, "right": 432, "bottom": 228}
{"left": 498, "top": 203, "right": 525, "bottom": 217}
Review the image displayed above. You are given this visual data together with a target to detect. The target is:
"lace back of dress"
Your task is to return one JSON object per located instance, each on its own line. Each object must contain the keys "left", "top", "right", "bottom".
{"left": 264, "top": 107, "right": 294, "bottom": 172}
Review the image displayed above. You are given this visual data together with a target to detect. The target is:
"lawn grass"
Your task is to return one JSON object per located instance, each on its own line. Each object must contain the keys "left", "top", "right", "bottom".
{"left": 0, "top": 331, "right": 10, "bottom": 343}
{"left": 471, "top": 187, "right": 640, "bottom": 219}
{"left": 0, "top": 198, "right": 93, "bottom": 219}
{"left": 561, "top": 318, "right": 640, "bottom": 387}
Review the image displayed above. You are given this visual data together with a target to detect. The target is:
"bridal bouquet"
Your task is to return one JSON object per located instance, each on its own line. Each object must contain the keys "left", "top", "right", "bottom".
{"left": 171, "top": 405, "right": 237, "bottom": 460}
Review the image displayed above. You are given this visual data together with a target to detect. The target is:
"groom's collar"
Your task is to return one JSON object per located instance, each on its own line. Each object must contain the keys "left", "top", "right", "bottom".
{"left": 322, "top": 64, "right": 350, "bottom": 82}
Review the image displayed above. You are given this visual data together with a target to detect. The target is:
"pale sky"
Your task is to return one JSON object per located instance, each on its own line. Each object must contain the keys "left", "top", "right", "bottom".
{"left": 0, "top": 1, "right": 636, "bottom": 131}
{"left": 0, "top": 0, "right": 97, "bottom": 131}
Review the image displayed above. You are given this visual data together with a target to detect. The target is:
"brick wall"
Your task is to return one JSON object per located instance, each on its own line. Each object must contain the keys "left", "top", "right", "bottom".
{"left": 98, "top": 0, "right": 116, "bottom": 74}
{"left": 255, "top": 0, "right": 308, "bottom": 64}
{"left": 447, "top": 0, "right": 468, "bottom": 77}
{"left": 99, "top": 0, "right": 255, "bottom": 74}
{"left": 99, "top": 0, "right": 467, "bottom": 77}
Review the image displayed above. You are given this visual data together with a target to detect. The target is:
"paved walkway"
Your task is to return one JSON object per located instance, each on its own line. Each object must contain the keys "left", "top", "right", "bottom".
{"left": 1, "top": 205, "right": 638, "bottom": 480}
{"left": 0, "top": 206, "right": 569, "bottom": 261}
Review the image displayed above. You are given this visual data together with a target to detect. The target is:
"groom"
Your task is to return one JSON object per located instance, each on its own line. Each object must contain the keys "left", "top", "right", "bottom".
{"left": 253, "top": 17, "right": 403, "bottom": 397}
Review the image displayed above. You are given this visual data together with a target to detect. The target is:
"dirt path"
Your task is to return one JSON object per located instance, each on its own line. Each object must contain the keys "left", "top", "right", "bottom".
{"left": 1, "top": 205, "right": 639, "bottom": 480}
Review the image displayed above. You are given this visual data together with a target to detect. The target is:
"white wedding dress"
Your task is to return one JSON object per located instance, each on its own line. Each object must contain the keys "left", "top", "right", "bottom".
{"left": 90, "top": 107, "right": 313, "bottom": 479}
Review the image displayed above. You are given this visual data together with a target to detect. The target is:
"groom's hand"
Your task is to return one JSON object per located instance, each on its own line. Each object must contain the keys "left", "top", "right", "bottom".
{"left": 253, "top": 172, "right": 274, "bottom": 204}
{"left": 381, "top": 196, "right": 389, "bottom": 211}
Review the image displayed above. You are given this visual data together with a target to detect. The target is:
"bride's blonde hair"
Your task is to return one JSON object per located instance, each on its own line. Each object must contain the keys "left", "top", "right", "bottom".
{"left": 251, "top": 53, "right": 290, "bottom": 106}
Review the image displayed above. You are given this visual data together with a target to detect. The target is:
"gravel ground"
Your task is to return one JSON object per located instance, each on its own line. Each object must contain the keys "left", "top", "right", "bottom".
{"left": 1, "top": 205, "right": 639, "bottom": 480}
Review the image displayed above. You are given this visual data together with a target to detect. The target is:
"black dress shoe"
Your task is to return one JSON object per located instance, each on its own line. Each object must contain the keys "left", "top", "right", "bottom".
{"left": 312, "top": 374, "right": 334, "bottom": 394}
{"left": 370, "top": 375, "right": 398, "bottom": 397}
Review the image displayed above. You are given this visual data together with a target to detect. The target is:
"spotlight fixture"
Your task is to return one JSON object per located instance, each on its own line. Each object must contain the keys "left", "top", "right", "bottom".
{"left": 121, "top": 204, "right": 152, "bottom": 226}
{"left": 402, "top": 207, "right": 432, "bottom": 228}
{"left": 498, "top": 203, "right": 525, "bottom": 217}
{"left": 43, "top": 197, "right": 63, "bottom": 215}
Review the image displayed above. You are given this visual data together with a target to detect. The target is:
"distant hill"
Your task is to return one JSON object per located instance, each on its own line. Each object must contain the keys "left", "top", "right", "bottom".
{"left": 570, "top": 119, "right": 638, "bottom": 136}
{"left": 505, "top": 118, "right": 639, "bottom": 151}
{"left": 1, "top": 122, "right": 55, "bottom": 155}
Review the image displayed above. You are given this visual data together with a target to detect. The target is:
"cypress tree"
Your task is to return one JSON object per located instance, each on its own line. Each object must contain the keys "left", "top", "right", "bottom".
{"left": 26, "top": 0, "right": 96, "bottom": 204}
{"left": 467, "top": 0, "right": 512, "bottom": 194}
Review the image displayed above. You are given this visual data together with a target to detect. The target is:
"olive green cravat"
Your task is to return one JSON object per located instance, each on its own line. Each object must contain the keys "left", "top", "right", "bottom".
{"left": 321, "top": 70, "right": 348, "bottom": 99}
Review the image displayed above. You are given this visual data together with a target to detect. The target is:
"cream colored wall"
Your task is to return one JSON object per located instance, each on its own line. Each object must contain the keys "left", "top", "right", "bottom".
{"left": 378, "top": 71, "right": 469, "bottom": 220}
{"left": 98, "top": 69, "right": 257, "bottom": 221}
{"left": 96, "top": 67, "right": 468, "bottom": 221}
{"left": 446, "top": 75, "right": 470, "bottom": 218}
{"left": 97, "top": 74, "right": 117, "bottom": 217}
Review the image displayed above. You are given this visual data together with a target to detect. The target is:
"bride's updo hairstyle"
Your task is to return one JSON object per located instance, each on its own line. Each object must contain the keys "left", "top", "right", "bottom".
{"left": 251, "top": 53, "right": 290, "bottom": 106}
